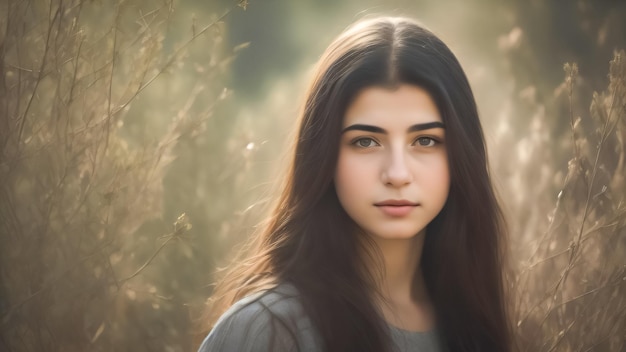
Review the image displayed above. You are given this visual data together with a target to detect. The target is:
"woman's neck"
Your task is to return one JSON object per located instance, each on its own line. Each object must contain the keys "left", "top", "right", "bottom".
{"left": 370, "top": 231, "right": 424, "bottom": 298}
{"left": 364, "top": 229, "right": 434, "bottom": 331}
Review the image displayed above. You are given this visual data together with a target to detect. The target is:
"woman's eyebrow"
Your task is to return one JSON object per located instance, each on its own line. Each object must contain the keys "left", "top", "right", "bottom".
{"left": 342, "top": 124, "right": 386, "bottom": 134}
{"left": 407, "top": 121, "right": 445, "bottom": 132}
{"left": 341, "top": 121, "right": 445, "bottom": 134}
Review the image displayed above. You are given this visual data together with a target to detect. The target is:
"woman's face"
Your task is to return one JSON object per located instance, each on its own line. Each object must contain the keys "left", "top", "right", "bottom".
{"left": 335, "top": 84, "right": 449, "bottom": 241}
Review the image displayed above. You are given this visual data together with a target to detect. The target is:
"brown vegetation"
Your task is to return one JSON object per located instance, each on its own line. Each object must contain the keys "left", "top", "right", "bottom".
{"left": 508, "top": 54, "right": 626, "bottom": 351}
{"left": 0, "top": 0, "right": 239, "bottom": 350}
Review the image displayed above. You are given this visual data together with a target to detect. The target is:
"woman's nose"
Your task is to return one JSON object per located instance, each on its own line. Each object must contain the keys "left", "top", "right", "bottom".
{"left": 381, "top": 148, "right": 413, "bottom": 187}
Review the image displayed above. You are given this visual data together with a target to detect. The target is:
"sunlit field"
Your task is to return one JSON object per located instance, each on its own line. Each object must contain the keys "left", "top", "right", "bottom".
{"left": 1, "top": 0, "right": 624, "bottom": 351}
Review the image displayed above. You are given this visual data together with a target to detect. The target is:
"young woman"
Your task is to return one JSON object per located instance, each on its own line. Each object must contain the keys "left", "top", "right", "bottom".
{"left": 198, "top": 16, "right": 512, "bottom": 352}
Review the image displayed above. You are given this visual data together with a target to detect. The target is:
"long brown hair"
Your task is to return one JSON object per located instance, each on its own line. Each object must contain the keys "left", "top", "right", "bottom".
{"left": 201, "top": 17, "right": 512, "bottom": 351}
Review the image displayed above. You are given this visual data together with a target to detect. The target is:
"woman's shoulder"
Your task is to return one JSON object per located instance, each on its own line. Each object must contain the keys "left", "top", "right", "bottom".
{"left": 198, "top": 283, "right": 321, "bottom": 352}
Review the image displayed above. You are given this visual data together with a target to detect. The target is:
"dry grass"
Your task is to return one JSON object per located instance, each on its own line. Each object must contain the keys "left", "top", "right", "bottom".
{"left": 0, "top": 0, "right": 239, "bottom": 350}
{"left": 510, "top": 53, "right": 626, "bottom": 351}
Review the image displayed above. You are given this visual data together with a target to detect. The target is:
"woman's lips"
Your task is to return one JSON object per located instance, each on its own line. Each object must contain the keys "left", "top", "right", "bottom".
{"left": 374, "top": 200, "right": 419, "bottom": 217}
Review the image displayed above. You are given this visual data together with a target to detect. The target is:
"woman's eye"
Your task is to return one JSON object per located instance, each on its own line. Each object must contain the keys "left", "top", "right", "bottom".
{"left": 354, "top": 138, "right": 379, "bottom": 148}
{"left": 415, "top": 137, "right": 437, "bottom": 147}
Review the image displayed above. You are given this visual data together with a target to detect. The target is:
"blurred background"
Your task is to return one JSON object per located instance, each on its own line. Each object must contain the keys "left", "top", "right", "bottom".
{"left": 1, "top": 0, "right": 624, "bottom": 351}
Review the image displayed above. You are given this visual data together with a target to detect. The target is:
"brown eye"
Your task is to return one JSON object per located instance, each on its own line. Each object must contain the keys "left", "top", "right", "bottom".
{"left": 354, "top": 138, "right": 379, "bottom": 148}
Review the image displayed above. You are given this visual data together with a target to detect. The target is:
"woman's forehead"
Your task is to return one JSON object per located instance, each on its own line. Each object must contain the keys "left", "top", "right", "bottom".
{"left": 342, "top": 84, "right": 443, "bottom": 128}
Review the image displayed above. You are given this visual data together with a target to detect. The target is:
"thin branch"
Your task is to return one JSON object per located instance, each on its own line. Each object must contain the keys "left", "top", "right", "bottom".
{"left": 119, "top": 235, "right": 176, "bottom": 283}
{"left": 111, "top": 8, "right": 232, "bottom": 116}
{"left": 16, "top": 1, "right": 60, "bottom": 147}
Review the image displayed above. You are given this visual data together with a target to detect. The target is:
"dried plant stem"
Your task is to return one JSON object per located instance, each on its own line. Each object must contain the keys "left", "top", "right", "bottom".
{"left": 120, "top": 233, "right": 178, "bottom": 284}
{"left": 111, "top": 8, "right": 233, "bottom": 117}
{"left": 16, "top": 3, "right": 59, "bottom": 149}
{"left": 543, "top": 67, "right": 618, "bottom": 319}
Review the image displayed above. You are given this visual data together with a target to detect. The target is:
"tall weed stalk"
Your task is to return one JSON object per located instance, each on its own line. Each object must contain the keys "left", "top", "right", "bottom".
{"left": 513, "top": 51, "right": 626, "bottom": 351}
{"left": 0, "top": 0, "right": 235, "bottom": 350}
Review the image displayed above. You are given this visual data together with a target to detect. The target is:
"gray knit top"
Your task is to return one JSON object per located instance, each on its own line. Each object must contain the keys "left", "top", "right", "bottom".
{"left": 198, "top": 283, "right": 442, "bottom": 352}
